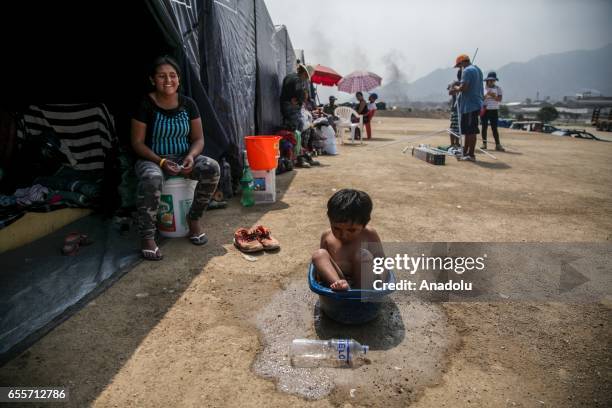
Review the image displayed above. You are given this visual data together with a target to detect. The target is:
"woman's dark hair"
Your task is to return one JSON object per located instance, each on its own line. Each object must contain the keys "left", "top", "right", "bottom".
{"left": 356, "top": 92, "right": 363, "bottom": 98}
{"left": 327, "top": 189, "right": 373, "bottom": 225}
{"left": 150, "top": 55, "right": 181, "bottom": 78}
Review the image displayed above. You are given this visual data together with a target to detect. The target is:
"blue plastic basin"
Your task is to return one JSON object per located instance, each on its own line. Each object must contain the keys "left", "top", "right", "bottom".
{"left": 308, "top": 263, "right": 396, "bottom": 325}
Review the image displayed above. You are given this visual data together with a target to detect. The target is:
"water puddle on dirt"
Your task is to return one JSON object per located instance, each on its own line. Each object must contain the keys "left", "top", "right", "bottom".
{"left": 253, "top": 282, "right": 458, "bottom": 405}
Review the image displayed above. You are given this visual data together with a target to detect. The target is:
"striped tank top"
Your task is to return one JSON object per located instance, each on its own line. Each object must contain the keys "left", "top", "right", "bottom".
{"left": 150, "top": 109, "right": 191, "bottom": 156}
{"left": 134, "top": 94, "right": 201, "bottom": 157}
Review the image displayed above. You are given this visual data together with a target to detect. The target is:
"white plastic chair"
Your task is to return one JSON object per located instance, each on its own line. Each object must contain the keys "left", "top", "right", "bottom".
{"left": 334, "top": 107, "right": 364, "bottom": 144}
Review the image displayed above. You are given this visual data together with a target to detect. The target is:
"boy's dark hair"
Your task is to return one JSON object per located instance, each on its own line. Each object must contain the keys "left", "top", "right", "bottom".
{"left": 327, "top": 189, "right": 372, "bottom": 225}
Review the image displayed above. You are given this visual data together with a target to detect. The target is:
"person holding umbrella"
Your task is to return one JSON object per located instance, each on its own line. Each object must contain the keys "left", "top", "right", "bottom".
{"left": 352, "top": 92, "right": 369, "bottom": 140}
{"left": 337, "top": 70, "right": 382, "bottom": 140}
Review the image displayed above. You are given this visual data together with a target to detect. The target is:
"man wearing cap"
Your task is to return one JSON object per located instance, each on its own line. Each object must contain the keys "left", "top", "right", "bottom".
{"left": 452, "top": 54, "right": 483, "bottom": 161}
{"left": 481, "top": 71, "right": 505, "bottom": 151}
{"left": 323, "top": 95, "right": 339, "bottom": 116}
{"left": 280, "top": 64, "right": 311, "bottom": 131}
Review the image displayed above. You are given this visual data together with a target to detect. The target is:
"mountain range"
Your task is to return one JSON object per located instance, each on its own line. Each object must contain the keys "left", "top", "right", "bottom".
{"left": 379, "top": 44, "right": 612, "bottom": 103}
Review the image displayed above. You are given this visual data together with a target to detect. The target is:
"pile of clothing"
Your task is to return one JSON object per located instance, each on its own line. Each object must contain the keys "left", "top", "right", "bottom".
{"left": 0, "top": 167, "right": 103, "bottom": 230}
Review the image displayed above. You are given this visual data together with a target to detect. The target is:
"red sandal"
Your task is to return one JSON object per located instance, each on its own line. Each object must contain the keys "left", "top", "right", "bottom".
{"left": 61, "top": 232, "right": 92, "bottom": 256}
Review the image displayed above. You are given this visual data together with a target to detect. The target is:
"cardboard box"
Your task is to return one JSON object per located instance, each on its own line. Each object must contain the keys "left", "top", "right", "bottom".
{"left": 252, "top": 169, "right": 277, "bottom": 204}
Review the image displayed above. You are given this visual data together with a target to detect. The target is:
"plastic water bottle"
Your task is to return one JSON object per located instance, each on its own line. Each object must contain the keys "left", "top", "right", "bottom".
{"left": 290, "top": 339, "right": 369, "bottom": 368}
{"left": 240, "top": 150, "right": 255, "bottom": 207}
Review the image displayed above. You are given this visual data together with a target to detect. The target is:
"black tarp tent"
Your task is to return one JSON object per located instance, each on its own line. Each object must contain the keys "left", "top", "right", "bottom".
{"left": 275, "top": 25, "right": 298, "bottom": 81}
{"left": 256, "top": 0, "right": 281, "bottom": 135}
{"left": 201, "top": 0, "right": 257, "bottom": 160}
{"left": 256, "top": 19, "right": 297, "bottom": 134}
{"left": 201, "top": 0, "right": 298, "bottom": 149}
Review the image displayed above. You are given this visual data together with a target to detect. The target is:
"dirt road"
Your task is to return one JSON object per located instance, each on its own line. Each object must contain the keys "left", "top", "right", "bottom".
{"left": 1, "top": 118, "right": 611, "bottom": 407}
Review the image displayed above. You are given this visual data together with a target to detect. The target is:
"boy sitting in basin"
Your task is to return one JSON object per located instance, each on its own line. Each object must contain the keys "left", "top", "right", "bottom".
{"left": 312, "top": 189, "right": 385, "bottom": 291}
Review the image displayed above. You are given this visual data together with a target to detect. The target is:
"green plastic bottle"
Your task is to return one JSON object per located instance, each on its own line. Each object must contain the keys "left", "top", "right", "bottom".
{"left": 240, "top": 150, "right": 255, "bottom": 207}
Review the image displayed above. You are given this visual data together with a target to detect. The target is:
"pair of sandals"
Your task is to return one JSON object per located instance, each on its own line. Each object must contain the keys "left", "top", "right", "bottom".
{"left": 61, "top": 232, "right": 93, "bottom": 256}
{"left": 141, "top": 232, "right": 208, "bottom": 261}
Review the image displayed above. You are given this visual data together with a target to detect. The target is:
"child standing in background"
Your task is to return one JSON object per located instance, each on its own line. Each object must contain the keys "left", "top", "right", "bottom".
{"left": 365, "top": 93, "right": 378, "bottom": 139}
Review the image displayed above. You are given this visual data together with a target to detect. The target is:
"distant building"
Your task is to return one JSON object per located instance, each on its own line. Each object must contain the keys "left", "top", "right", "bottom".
{"left": 575, "top": 90, "right": 602, "bottom": 99}
{"left": 564, "top": 91, "right": 612, "bottom": 108}
{"left": 504, "top": 103, "right": 590, "bottom": 122}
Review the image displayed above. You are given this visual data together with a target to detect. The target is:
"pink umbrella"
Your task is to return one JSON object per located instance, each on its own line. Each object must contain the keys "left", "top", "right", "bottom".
{"left": 337, "top": 70, "right": 382, "bottom": 93}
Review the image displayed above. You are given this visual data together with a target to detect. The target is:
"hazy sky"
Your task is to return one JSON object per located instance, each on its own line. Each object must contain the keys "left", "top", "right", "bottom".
{"left": 265, "top": 0, "right": 612, "bottom": 98}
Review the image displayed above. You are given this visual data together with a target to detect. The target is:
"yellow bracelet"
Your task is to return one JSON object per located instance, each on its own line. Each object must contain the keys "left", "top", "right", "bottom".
{"left": 159, "top": 158, "right": 166, "bottom": 168}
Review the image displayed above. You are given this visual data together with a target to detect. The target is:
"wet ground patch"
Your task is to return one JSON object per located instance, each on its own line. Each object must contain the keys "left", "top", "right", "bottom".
{"left": 253, "top": 281, "right": 458, "bottom": 405}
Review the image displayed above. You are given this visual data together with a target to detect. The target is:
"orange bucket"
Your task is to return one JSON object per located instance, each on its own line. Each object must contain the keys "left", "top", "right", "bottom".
{"left": 245, "top": 135, "right": 282, "bottom": 170}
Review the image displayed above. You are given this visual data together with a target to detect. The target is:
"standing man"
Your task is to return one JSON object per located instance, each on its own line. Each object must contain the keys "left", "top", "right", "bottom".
{"left": 452, "top": 54, "right": 483, "bottom": 161}
{"left": 280, "top": 64, "right": 311, "bottom": 131}
{"left": 481, "top": 71, "right": 505, "bottom": 151}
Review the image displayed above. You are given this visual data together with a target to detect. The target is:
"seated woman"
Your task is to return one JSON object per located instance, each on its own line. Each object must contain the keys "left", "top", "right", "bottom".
{"left": 131, "top": 55, "right": 220, "bottom": 261}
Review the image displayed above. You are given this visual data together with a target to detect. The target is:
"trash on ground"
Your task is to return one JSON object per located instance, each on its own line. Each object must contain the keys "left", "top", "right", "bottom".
{"left": 290, "top": 338, "right": 369, "bottom": 368}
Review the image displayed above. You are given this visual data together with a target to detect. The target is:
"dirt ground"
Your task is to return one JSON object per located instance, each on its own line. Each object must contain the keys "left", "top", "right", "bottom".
{"left": 1, "top": 117, "right": 611, "bottom": 407}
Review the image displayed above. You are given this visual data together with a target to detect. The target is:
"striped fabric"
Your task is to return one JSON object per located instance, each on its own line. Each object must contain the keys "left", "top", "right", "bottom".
{"left": 450, "top": 100, "right": 460, "bottom": 134}
{"left": 21, "top": 103, "right": 116, "bottom": 171}
{"left": 150, "top": 110, "right": 191, "bottom": 156}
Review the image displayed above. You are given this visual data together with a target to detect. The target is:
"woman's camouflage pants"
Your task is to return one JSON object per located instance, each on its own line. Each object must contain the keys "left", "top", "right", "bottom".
{"left": 135, "top": 155, "right": 220, "bottom": 240}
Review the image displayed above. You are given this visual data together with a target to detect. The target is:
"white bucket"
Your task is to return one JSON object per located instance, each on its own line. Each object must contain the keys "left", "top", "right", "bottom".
{"left": 157, "top": 177, "right": 198, "bottom": 238}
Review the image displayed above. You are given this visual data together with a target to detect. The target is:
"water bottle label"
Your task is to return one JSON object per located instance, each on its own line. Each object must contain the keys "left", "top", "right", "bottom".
{"left": 240, "top": 180, "right": 254, "bottom": 189}
{"left": 337, "top": 339, "right": 350, "bottom": 365}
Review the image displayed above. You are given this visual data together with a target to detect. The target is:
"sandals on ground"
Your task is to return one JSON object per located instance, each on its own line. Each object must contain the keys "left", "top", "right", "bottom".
{"left": 189, "top": 232, "right": 208, "bottom": 246}
{"left": 61, "top": 232, "right": 92, "bottom": 256}
{"left": 141, "top": 246, "right": 163, "bottom": 261}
